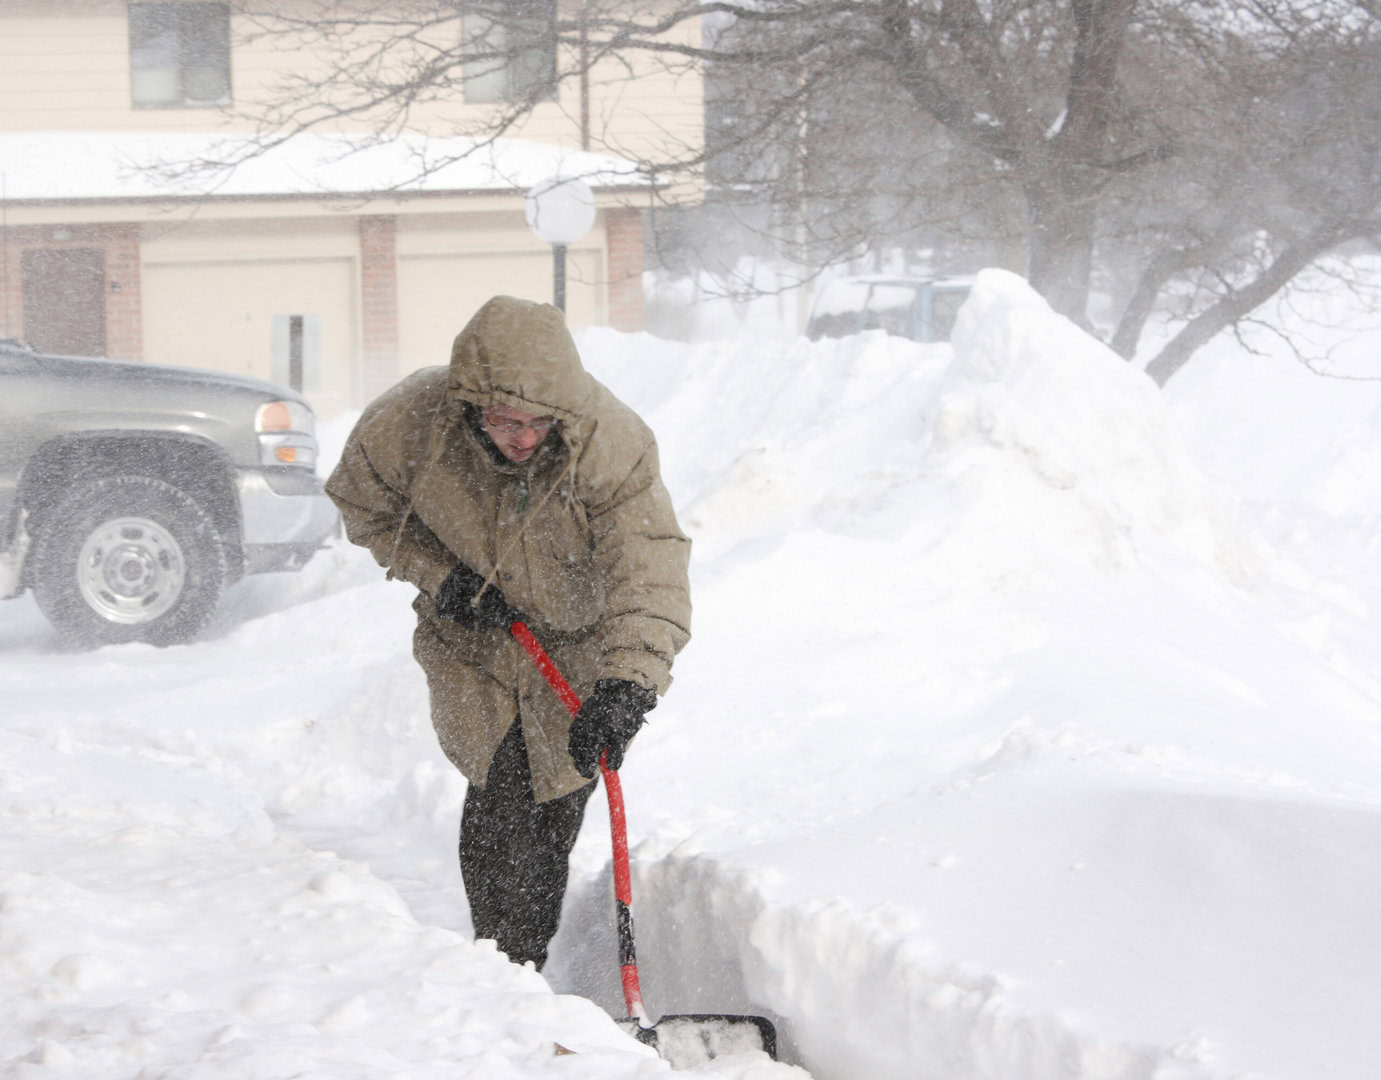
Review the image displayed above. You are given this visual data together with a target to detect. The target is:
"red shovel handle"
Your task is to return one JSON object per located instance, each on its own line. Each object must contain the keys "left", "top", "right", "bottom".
{"left": 509, "top": 620, "right": 647, "bottom": 1022}
{"left": 510, "top": 619, "right": 582, "bottom": 718}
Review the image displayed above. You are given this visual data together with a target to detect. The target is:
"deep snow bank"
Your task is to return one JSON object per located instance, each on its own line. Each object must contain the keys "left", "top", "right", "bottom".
{"left": 939, "top": 269, "right": 1257, "bottom": 579}
{"left": 552, "top": 270, "right": 1381, "bottom": 1080}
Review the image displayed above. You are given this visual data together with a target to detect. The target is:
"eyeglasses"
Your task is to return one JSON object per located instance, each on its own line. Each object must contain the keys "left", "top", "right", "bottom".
{"left": 482, "top": 408, "right": 557, "bottom": 435}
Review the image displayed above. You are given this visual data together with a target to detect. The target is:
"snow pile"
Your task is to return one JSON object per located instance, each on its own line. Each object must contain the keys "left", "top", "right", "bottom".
{"left": 939, "top": 269, "right": 1254, "bottom": 577}
{"left": 5, "top": 270, "right": 1381, "bottom": 1079}
{"left": 561, "top": 271, "right": 1381, "bottom": 1079}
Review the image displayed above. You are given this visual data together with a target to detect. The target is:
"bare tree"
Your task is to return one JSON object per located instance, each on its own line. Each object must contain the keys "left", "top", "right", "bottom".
{"left": 1104, "top": 8, "right": 1381, "bottom": 383}
{"left": 211, "top": 0, "right": 1381, "bottom": 382}
{"left": 691, "top": 0, "right": 1381, "bottom": 380}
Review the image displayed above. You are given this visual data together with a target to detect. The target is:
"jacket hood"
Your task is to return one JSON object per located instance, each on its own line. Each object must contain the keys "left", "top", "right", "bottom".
{"left": 447, "top": 296, "right": 593, "bottom": 423}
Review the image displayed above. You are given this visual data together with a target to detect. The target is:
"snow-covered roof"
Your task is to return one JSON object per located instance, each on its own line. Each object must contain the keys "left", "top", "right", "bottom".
{"left": 0, "top": 130, "right": 648, "bottom": 204}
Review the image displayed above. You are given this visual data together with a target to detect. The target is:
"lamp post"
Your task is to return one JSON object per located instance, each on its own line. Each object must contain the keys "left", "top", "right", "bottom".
{"left": 524, "top": 176, "right": 596, "bottom": 313}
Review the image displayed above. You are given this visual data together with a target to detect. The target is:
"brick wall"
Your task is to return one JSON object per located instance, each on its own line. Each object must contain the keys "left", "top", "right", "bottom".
{"left": 359, "top": 214, "right": 399, "bottom": 400}
{"left": 605, "top": 207, "right": 645, "bottom": 332}
{"left": 102, "top": 223, "right": 143, "bottom": 361}
{"left": 0, "top": 229, "right": 19, "bottom": 343}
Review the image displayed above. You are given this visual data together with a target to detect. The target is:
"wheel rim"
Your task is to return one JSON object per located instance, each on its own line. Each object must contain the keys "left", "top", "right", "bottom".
{"left": 76, "top": 515, "right": 186, "bottom": 625}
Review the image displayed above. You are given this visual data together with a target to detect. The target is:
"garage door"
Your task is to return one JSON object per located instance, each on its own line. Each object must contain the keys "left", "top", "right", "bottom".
{"left": 397, "top": 249, "right": 602, "bottom": 376}
{"left": 142, "top": 258, "right": 357, "bottom": 418}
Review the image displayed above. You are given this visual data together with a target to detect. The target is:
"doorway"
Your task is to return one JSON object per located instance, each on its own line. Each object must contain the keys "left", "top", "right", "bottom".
{"left": 21, "top": 247, "right": 107, "bottom": 356}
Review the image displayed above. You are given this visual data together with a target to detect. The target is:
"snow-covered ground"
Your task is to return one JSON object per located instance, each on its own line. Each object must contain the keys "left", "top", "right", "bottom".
{"left": 4, "top": 269, "right": 1380, "bottom": 1079}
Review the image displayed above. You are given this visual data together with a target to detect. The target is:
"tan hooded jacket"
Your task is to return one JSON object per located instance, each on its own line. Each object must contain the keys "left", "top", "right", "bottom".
{"left": 325, "top": 296, "right": 691, "bottom": 801}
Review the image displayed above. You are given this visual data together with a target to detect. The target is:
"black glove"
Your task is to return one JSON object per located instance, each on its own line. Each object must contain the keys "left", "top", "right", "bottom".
{"left": 435, "top": 563, "right": 522, "bottom": 631}
{"left": 568, "top": 678, "right": 657, "bottom": 778}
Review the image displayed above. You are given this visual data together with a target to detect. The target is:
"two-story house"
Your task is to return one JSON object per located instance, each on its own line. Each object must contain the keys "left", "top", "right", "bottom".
{"left": 0, "top": 2, "right": 703, "bottom": 416}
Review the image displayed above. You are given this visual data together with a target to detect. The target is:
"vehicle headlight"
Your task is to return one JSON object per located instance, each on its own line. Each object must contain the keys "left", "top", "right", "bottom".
{"left": 256, "top": 400, "right": 318, "bottom": 469}
{"left": 256, "top": 400, "right": 315, "bottom": 436}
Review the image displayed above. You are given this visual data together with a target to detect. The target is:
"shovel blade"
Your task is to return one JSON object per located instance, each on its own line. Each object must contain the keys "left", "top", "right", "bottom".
{"left": 617, "top": 1013, "right": 778, "bottom": 1068}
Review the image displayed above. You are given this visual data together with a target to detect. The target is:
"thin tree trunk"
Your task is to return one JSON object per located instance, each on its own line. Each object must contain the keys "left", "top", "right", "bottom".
{"left": 1022, "top": 0, "right": 1136, "bottom": 323}
{"left": 1110, "top": 246, "right": 1198, "bottom": 359}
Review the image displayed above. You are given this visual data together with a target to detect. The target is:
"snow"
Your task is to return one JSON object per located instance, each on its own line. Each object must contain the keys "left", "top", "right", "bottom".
{"left": 0, "top": 131, "right": 644, "bottom": 202}
{"left": 5, "top": 268, "right": 1381, "bottom": 1079}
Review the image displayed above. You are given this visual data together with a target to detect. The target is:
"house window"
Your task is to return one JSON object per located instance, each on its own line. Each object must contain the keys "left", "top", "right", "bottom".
{"left": 130, "top": 2, "right": 231, "bottom": 108}
{"left": 462, "top": 0, "right": 557, "bottom": 104}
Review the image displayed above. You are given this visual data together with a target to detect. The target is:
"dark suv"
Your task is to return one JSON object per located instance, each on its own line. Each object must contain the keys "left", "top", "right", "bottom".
{"left": 0, "top": 339, "right": 338, "bottom": 647}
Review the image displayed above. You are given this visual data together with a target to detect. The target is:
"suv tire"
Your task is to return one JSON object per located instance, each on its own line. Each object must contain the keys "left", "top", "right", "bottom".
{"left": 30, "top": 475, "right": 228, "bottom": 647}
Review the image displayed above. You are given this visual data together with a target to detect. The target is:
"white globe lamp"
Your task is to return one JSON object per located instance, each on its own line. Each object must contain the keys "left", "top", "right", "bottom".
{"left": 525, "top": 176, "right": 597, "bottom": 312}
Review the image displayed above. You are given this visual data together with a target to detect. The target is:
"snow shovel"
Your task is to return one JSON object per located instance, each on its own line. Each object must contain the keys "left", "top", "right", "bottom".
{"left": 510, "top": 620, "right": 779, "bottom": 1068}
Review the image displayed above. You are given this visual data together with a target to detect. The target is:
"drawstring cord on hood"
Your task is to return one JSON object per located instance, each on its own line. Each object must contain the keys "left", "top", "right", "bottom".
{"left": 473, "top": 447, "right": 578, "bottom": 605}
{"left": 390, "top": 296, "right": 594, "bottom": 610}
{"left": 386, "top": 392, "right": 582, "bottom": 612}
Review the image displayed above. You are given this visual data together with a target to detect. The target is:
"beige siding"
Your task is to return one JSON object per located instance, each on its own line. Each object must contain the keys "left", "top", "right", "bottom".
{"left": 586, "top": 61, "right": 703, "bottom": 164}
{"left": 0, "top": 11, "right": 143, "bottom": 130}
{"left": 0, "top": 9, "right": 245, "bottom": 132}
{"left": 585, "top": 11, "right": 704, "bottom": 164}
{"left": 0, "top": 0, "right": 703, "bottom": 168}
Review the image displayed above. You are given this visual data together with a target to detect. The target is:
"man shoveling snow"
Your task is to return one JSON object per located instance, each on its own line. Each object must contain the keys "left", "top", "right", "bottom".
{"left": 325, "top": 294, "right": 691, "bottom": 972}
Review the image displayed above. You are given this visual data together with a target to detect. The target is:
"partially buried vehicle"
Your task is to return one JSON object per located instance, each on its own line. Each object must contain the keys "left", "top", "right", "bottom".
{"left": 806, "top": 275, "right": 973, "bottom": 344}
{"left": 0, "top": 338, "right": 339, "bottom": 647}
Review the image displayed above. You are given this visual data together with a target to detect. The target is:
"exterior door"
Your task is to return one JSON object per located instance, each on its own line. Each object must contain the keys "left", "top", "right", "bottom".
{"left": 21, "top": 247, "right": 107, "bottom": 357}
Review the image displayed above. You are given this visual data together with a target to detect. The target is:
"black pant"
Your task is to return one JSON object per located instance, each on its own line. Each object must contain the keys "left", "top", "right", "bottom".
{"left": 459, "top": 718, "right": 595, "bottom": 970}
